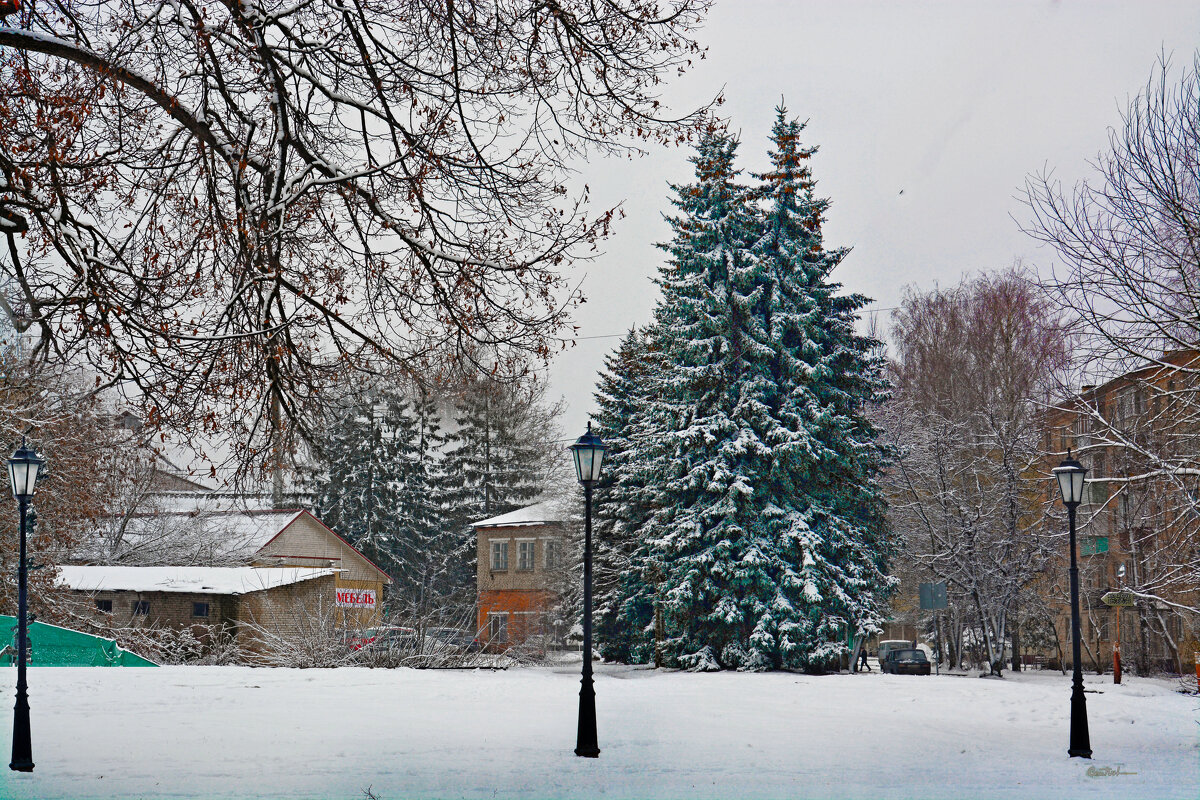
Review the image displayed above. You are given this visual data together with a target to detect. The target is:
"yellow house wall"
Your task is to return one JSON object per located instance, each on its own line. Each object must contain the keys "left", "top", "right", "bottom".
{"left": 250, "top": 513, "right": 388, "bottom": 628}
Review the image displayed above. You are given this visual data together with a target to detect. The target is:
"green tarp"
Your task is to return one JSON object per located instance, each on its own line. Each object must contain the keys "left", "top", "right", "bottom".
{"left": 0, "top": 616, "right": 157, "bottom": 667}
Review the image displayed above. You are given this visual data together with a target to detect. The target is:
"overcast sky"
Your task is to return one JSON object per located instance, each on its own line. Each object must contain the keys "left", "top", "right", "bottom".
{"left": 547, "top": 0, "right": 1200, "bottom": 441}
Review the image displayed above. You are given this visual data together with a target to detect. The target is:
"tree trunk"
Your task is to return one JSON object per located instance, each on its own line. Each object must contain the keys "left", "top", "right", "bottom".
{"left": 1010, "top": 604, "right": 1021, "bottom": 672}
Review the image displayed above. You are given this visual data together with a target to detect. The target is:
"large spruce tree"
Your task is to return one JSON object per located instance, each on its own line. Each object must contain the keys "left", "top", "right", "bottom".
{"left": 593, "top": 327, "right": 661, "bottom": 662}
{"left": 598, "top": 111, "right": 893, "bottom": 671}
{"left": 308, "top": 385, "right": 452, "bottom": 617}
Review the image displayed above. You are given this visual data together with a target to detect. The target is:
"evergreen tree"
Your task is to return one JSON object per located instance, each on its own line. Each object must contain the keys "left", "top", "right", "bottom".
{"left": 599, "top": 113, "right": 893, "bottom": 671}
{"left": 593, "top": 327, "right": 660, "bottom": 662}
{"left": 308, "top": 385, "right": 451, "bottom": 616}
{"left": 748, "top": 106, "right": 895, "bottom": 667}
{"left": 440, "top": 375, "right": 564, "bottom": 602}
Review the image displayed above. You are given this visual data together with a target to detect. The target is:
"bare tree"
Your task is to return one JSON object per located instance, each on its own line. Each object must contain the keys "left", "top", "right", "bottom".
{"left": 883, "top": 269, "right": 1071, "bottom": 675}
{"left": 0, "top": 352, "right": 147, "bottom": 624}
{"left": 1025, "top": 52, "right": 1200, "bottom": 667}
{"left": 0, "top": 1, "right": 714, "bottom": 479}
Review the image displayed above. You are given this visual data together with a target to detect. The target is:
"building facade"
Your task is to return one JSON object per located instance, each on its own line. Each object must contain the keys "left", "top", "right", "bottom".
{"left": 1041, "top": 347, "right": 1200, "bottom": 674}
{"left": 67, "top": 509, "right": 392, "bottom": 653}
{"left": 474, "top": 500, "right": 570, "bottom": 651}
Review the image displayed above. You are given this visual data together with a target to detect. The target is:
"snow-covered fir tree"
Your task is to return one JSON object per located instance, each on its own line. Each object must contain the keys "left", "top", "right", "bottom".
{"left": 599, "top": 112, "right": 893, "bottom": 671}
{"left": 441, "top": 379, "right": 551, "bottom": 533}
{"left": 307, "top": 385, "right": 451, "bottom": 616}
{"left": 592, "top": 327, "right": 661, "bottom": 662}
{"left": 747, "top": 106, "right": 895, "bottom": 668}
{"left": 440, "top": 375, "right": 565, "bottom": 600}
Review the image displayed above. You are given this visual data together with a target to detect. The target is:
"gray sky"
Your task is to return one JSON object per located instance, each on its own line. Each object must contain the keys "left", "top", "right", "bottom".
{"left": 548, "top": 0, "right": 1200, "bottom": 440}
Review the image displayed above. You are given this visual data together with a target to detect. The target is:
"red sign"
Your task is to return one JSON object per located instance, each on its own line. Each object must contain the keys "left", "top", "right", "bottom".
{"left": 335, "top": 588, "right": 376, "bottom": 609}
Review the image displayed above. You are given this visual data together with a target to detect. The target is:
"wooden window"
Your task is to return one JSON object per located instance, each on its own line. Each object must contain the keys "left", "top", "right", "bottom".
{"left": 487, "top": 612, "right": 508, "bottom": 643}
{"left": 95, "top": 599, "right": 112, "bottom": 613}
{"left": 517, "top": 540, "right": 535, "bottom": 571}
{"left": 490, "top": 540, "right": 509, "bottom": 571}
{"left": 544, "top": 539, "right": 559, "bottom": 570}
{"left": 192, "top": 602, "right": 210, "bottom": 618}
{"left": 132, "top": 601, "right": 150, "bottom": 616}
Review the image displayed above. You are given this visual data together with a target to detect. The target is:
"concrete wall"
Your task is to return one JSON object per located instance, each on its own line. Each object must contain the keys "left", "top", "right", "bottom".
{"left": 476, "top": 523, "right": 565, "bottom": 592}
{"left": 235, "top": 573, "right": 340, "bottom": 654}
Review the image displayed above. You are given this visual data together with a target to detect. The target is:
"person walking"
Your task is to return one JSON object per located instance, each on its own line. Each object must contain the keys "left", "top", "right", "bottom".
{"left": 859, "top": 647, "right": 872, "bottom": 672}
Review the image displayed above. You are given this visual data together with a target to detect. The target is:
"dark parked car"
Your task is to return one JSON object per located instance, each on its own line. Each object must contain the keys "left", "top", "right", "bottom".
{"left": 425, "top": 627, "right": 482, "bottom": 654}
{"left": 882, "top": 648, "right": 931, "bottom": 675}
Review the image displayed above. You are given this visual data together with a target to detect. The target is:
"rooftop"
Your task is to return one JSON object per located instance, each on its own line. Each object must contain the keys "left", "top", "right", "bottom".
{"left": 471, "top": 498, "right": 571, "bottom": 528}
{"left": 57, "top": 566, "right": 337, "bottom": 595}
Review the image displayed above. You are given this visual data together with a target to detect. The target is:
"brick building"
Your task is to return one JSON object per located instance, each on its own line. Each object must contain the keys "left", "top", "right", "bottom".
{"left": 67, "top": 509, "right": 392, "bottom": 646}
{"left": 1041, "top": 347, "right": 1200, "bottom": 673}
{"left": 474, "top": 500, "right": 570, "bottom": 650}
{"left": 58, "top": 565, "right": 337, "bottom": 646}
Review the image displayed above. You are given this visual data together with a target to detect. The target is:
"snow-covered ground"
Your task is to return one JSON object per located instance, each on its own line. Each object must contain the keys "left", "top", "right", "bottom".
{"left": 0, "top": 661, "right": 1194, "bottom": 800}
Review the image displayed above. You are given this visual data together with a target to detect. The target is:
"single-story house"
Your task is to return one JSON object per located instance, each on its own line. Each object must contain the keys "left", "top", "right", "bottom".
{"left": 67, "top": 508, "right": 392, "bottom": 648}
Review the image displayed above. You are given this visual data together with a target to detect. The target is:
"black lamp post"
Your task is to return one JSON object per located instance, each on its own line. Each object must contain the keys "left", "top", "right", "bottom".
{"left": 1053, "top": 450, "right": 1092, "bottom": 759}
{"left": 569, "top": 422, "right": 606, "bottom": 758}
{"left": 7, "top": 439, "right": 43, "bottom": 772}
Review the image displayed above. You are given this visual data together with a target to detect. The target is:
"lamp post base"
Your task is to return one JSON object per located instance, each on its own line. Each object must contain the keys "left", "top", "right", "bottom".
{"left": 9, "top": 760, "right": 33, "bottom": 772}
{"left": 573, "top": 747, "right": 600, "bottom": 759}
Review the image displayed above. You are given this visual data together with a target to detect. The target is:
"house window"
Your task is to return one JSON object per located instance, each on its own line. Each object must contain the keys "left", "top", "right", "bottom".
{"left": 487, "top": 612, "right": 508, "bottom": 643}
{"left": 544, "top": 539, "right": 559, "bottom": 570}
{"left": 491, "top": 540, "right": 509, "bottom": 571}
{"left": 95, "top": 599, "right": 112, "bottom": 613}
{"left": 192, "top": 602, "right": 210, "bottom": 618}
{"left": 132, "top": 601, "right": 150, "bottom": 616}
{"left": 517, "top": 540, "right": 535, "bottom": 571}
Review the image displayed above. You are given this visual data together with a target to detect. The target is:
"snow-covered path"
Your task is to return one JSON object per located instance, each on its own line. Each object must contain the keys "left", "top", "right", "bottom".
{"left": 0, "top": 662, "right": 1193, "bottom": 799}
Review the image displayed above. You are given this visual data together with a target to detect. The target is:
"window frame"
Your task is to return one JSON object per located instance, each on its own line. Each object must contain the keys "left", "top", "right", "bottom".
{"left": 95, "top": 599, "right": 113, "bottom": 614}
{"left": 487, "top": 612, "right": 508, "bottom": 643}
{"left": 490, "top": 539, "right": 509, "bottom": 571}
{"left": 516, "top": 539, "right": 536, "bottom": 571}
{"left": 543, "top": 538, "right": 559, "bottom": 570}
{"left": 192, "top": 602, "right": 211, "bottom": 619}
{"left": 131, "top": 600, "right": 150, "bottom": 616}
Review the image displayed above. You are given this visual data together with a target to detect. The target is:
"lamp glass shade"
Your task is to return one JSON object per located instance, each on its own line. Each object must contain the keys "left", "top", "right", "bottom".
{"left": 1053, "top": 457, "right": 1088, "bottom": 505}
{"left": 569, "top": 425, "right": 607, "bottom": 484}
{"left": 7, "top": 443, "right": 43, "bottom": 500}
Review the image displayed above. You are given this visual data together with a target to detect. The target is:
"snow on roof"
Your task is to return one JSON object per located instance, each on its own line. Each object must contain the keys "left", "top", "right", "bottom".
{"left": 84, "top": 509, "right": 306, "bottom": 565}
{"left": 471, "top": 499, "right": 570, "bottom": 528}
{"left": 57, "top": 566, "right": 336, "bottom": 595}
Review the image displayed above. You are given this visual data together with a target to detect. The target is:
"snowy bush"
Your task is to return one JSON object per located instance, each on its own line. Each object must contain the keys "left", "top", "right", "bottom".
{"left": 111, "top": 623, "right": 245, "bottom": 666}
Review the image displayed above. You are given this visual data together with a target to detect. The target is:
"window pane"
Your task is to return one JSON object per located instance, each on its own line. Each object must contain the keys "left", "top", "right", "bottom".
{"left": 488, "top": 613, "right": 508, "bottom": 642}
{"left": 491, "top": 541, "right": 508, "bottom": 570}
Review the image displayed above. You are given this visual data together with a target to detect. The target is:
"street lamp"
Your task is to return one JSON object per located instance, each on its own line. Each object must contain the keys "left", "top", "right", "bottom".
{"left": 569, "top": 422, "right": 605, "bottom": 758}
{"left": 7, "top": 440, "right": 42, "bottom": 772}
{"left": 1052, "top": 450, "right": 1092, "bottom": 759}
